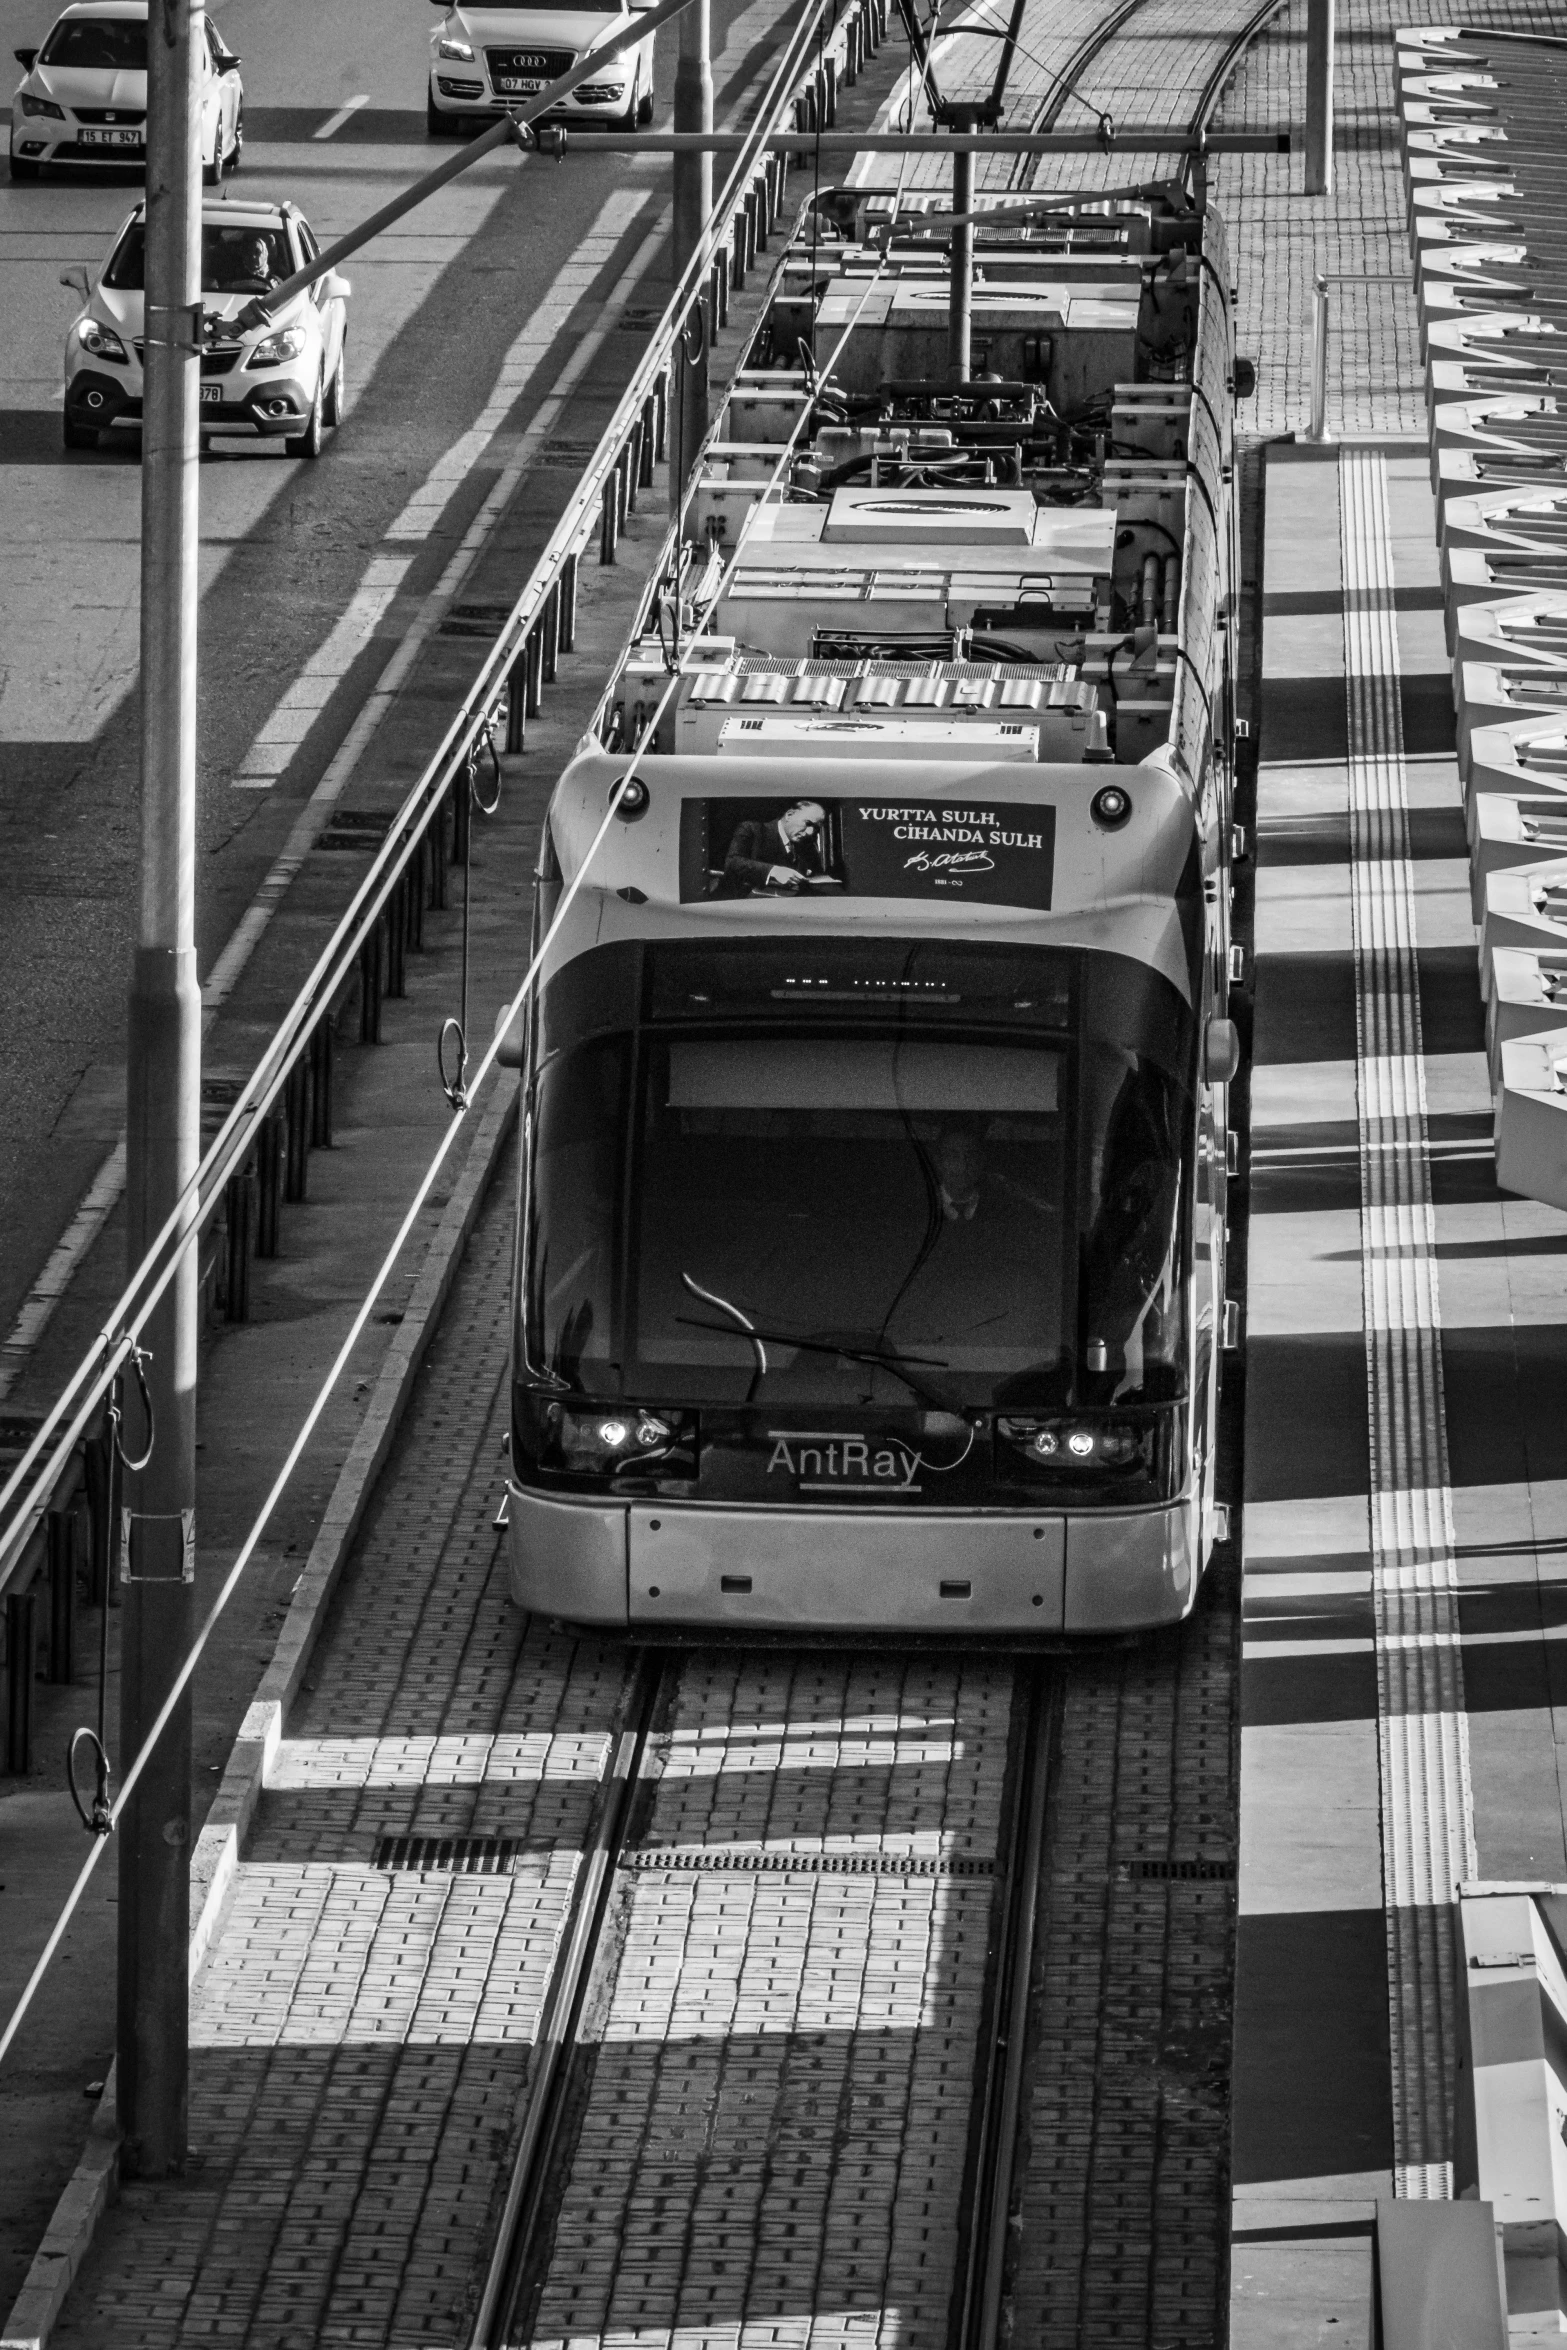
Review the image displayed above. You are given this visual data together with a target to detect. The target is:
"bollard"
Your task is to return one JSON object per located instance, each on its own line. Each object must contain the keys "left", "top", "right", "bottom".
{"left": 5, "top": 1591, "right": 35, "bottom": 1774}
{"left": 600, "top": 471, "right": 619, "bottom": 564}
{"left": 309, "top": 1017, "right": 335, "bottom": 1148}
{"left": 627, "top": 421, "right": 643, "bottom": 513}
{"left": 284, "top": 1057, "right": 310, "bottom": 1203}
{"left": 47, "top": 1512, "right": 76, "bottom": 1686}
{"left": 224, "top": 1165, "right": 254, "bottom": 1322}
{"left": 255, "top": 1106, "right": 283, "bottom": 1256}
{"left": 406, "top": 847, "right": 425, "bottom": 954}
{"left": 386, "top": 876, "right": 408, "bottom": 998}
{"left": 506, "top": 644, "right": 528, "bottom": 754}
{"left": 543, "top": 579, "right": 561, "bottom": 681}
{"left": 638, "top": 400, "right": 656, "bottom": 492}
{"left": 561, "top": 550, "right": 579, "bottom": 652}
{"left": 526, "top": 622, "right": 545, "bottom": 719}
{"left": 359, "top": 919, "right": 385, "bottom": 1043}
{"left": 84, "top": 1427, "right": 111, "bottom": 1610}
{"left": 1308, "top": 274, "right": 1331, "bottom": 442}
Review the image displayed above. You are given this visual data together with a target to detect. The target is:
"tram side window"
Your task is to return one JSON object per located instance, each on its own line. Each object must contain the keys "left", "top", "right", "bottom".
{"left": 526, "top": 1037, "right": 628, "bottom": 1390}
{"left": 1078, "top": 1046, "right": 1189, "bottom": 1400}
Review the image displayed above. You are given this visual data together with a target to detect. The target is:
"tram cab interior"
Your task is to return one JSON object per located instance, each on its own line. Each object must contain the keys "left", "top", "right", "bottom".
{"left": 504, "top": 179, "right": 1239, "bottom": 1642}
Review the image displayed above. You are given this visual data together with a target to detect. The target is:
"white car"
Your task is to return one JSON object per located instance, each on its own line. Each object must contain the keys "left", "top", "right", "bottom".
{"left": 427, "top": 2, "right": 657, "bottom": 137}
{"left": 10, "top": 0, "right": 243, "bottom": 183}
{"left": 63, "top": 198, "right": 350, "bottom": 458}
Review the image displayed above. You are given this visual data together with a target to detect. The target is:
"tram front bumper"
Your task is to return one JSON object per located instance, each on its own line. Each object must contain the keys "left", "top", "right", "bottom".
{"left": 506, "top": 1484, "right": 1199, "bottom": 1636}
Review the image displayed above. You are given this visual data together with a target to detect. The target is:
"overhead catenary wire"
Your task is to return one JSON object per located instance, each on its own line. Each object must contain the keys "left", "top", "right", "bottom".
{"left": 0, "top": 144, "right": 916, "bottom": 2088}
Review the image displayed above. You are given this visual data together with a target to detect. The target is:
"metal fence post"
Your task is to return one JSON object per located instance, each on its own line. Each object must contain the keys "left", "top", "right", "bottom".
{"left": 1307, "top": 273, "right": 1331, "bottom": 442}
{"left": 5, "top": 1591, "right": 35, "bottom": 1774}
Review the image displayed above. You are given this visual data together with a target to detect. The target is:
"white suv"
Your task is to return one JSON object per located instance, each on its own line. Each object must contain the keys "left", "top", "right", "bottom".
{"left": 10, "top": 1, "right": 244, "bottom": 182}
{"left": 63, "top": 199, "right": 350, "bottom": 458}
{"left": 427, "top": 2, "right": 657, "bottom": 137}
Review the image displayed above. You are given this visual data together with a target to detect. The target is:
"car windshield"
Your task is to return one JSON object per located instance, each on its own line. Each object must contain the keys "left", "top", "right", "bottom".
{"left": 40, "top": 19, "right": 148, "bottom": 68}
{"left": 523, "top": 945, "right": 1194, "bottom": 1410}
{"left": 102, "top": 223, "right": 293, "bottom": 294}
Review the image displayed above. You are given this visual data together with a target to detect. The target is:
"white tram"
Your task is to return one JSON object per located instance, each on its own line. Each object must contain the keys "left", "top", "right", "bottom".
{"left": 501, "top": 179, "right": 1243, "bottom": 1636}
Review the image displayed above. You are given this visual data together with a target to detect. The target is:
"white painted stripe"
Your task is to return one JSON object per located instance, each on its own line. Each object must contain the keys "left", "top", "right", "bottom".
{"left": 0, "top": 1141, "right": 126, "bottom": 1405}
{"left": 384, "top": 189, "right": 652, "bottom": 544}
{"left": 1341, "top": 446, "right": 1477, "bottom": 2203}
{"left": 0, "top": 206, "right": 671, "bottom": 1388}
{"left": 233, "top": 557, "right": 413, "bottom": 783}
{"left": 313, "top": 94, "right": 371, "bottom": 140}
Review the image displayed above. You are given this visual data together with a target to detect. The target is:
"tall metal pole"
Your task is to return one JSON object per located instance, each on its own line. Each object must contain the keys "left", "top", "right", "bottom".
{"left": 1304, "top": 0, "right": 1334, "bottom": 196}
{"left": 119, "top": 0, "right": 202, "bottom": 2181}
{"left": 671, "top": 0, "right": 712, "bottom": 516}
{"left": 949, "top": 137, "right": 974, "bottom": 380}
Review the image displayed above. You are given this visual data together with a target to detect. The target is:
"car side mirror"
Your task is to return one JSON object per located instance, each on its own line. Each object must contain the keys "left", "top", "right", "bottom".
{"left": 59, "top": 266, "right": 91, "bottom": 301}
{"left": 15, "top": 47, "right": 39, "bottom": 69}
{"left": 1203, "top": 1018, "right": 1240, "bottom": 1086}
{"left": 221, "top": 56, "right": 242, "bottom": 73}
{"left": 319, "top": 271, "right": 352, "bottom": 301}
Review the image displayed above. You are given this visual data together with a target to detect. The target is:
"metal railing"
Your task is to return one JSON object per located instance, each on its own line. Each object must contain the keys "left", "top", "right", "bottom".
{"left": 0, "top": 0, "right": 887, "bottom": 1615}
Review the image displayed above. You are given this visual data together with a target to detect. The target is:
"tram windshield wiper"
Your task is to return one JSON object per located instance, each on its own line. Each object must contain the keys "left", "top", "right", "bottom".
{"left": 676, "top": 1303, "right": 951, "bottom": 1407}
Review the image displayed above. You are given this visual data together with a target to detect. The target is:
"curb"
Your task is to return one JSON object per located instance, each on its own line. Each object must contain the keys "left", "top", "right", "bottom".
{"left": 0, "top": 1069, "right": 519, "bottom": 2350}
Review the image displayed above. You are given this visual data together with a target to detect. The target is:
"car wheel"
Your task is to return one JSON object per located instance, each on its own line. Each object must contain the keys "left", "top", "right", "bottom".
{"left": 9, "top": 154, "right": 41, "bottom": 181}
{"left": 637, "top": 80, "right": 654, "bottom": 127}
{"left": 610, "top": 73, "right": 640, "bottom": 133}
{"left": 285, "top": 386, "right": 324, "bottom": 460}
{"left": 228, "top": 102, "right": 244, "bottom": 171}
{"left": 63, "top": 417, "right": 97, "bottom": 451}
{"left": 322, "top": 342, "right": 345, "bottom": 429}
{"left": 202, "top": 130, "right": 221, "bottom": 187}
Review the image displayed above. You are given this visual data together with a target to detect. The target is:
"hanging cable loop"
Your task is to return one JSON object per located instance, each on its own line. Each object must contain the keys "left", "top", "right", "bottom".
{"left": 68, "top": 1728, "right": 114, "bottom": 1837}
{"left": 110, "top": 1338, "right": 155, "bottom": 1474}
{"left": 438, "top": 1015, "right": 468, "bottom": 1114}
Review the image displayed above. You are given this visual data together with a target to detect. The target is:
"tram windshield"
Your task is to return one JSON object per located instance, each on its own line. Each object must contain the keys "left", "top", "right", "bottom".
{"left": 523, "top": 944, "right": 1194, "bottom": 1410}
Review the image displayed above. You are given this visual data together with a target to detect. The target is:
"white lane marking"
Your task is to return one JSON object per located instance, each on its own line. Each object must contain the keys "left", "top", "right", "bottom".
{"left": 230, "top": 191, "right": 649, "bottom": 785}
{"left": 0, "top": 207, "right": 671, "bottom": 1389}
{"left": 207, "top": 202, "right": 670, "bottom": 1022}
{"left": 1340, "top": 446, "right": 1476, "bottom": 2203}
{"left": 384, "top": 188, "right": 651, "bottom": 544}
{"left": 314, "top": 94, "right": 371, "bottom": 140}
{"left": 0, "top": 1141, "right": 126, "bottom": 1405}
{"left": 233, "top": 557, "right": 413, "bottom": 785}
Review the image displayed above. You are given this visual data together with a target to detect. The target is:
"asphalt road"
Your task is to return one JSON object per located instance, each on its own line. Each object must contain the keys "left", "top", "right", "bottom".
{"left": 0, "top": 0, "right": 785, "bottom": 1345}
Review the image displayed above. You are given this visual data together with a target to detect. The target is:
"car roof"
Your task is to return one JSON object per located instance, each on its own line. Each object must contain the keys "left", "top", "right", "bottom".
{"left": 52, "top": 4, "right": 150, "bottom": 20}
{"left": 121, "top": 199, "right": 292, "bottom": 226}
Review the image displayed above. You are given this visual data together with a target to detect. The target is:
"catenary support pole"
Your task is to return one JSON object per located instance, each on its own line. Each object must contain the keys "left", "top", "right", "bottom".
{"left": 119, "top": 0, "right": 201, "bottom": 2181}
{"left": 1304, "top": 0, "right": 1334, "bottom": 196}
{"left": 949, "top": 136, "right": 975, "bottom": 379}
{"left": 671, "top": 0, "right": 712, "bottom": 516}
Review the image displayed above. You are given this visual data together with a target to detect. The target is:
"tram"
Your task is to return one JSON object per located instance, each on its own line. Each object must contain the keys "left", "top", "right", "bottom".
{"left": 500, "top": 176, "right": 1244, "bottom": 1636}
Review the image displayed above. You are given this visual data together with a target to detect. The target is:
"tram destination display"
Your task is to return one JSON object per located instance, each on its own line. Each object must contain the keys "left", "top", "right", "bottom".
{"left": 679, "top": 795, "right": 1057, "bottom": 909}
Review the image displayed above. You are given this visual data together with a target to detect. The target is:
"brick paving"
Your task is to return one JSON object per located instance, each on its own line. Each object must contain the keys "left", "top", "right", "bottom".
{"left": 53, "top": 1156, "right": 641, "bottom": 2350}
{"left": 526, "top": 1657, "right": 1016, "bottom": 2350}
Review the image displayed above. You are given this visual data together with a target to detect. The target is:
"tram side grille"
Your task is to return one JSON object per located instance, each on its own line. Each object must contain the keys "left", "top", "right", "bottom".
{"left": 626, "top": 1847, "right": 995, "bottom": 1877}
{"left": 374, "top": 1834, "right": 522, "bottom": 1873}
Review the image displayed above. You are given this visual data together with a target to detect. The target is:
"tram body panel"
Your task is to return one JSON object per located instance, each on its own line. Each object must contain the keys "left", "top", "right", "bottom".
{"left": 505, "top": 187, "right": 1242, "bottom": 1639}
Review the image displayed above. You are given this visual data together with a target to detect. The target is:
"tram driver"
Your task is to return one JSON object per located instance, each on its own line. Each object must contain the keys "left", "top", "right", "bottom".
{"left": 723, "top": 800, "right": 829, "bottom": 894}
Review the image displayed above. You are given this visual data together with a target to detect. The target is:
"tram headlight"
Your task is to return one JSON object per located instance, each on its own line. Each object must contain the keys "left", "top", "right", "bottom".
{"left": 996, "top": 1417, "right": 1152, "bottom": 1473}
{"left": 514, "top": 1390, "right": 697, "bottom": 1479}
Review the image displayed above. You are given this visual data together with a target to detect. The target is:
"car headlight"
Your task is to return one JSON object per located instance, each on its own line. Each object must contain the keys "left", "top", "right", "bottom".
{"left": 437, "top": 35, "right": 474, "bottom": 58}
{"left": 245, "top": 325, "right": 308, "bottom": 370}
{"left": 77, "top": 319, "right": 129, "bottom": 362}
{"left": 21, "top": 93, "right": 67, "bottom": 119}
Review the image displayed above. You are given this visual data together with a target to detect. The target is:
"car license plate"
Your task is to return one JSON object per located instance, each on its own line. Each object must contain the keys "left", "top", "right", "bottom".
{"left": 496, "top": 77, "right": 543, "bottom": 92}
{"left": 200, "top": 384, "right": 222, "bottom": 405}
{"left": 79, "top": 126, "right": 143, "bottom": 148}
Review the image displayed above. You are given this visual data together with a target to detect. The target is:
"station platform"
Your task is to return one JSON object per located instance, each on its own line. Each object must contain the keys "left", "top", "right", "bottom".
{"left": 1212, "top": 0, "right": 1567, "bottom": 2339}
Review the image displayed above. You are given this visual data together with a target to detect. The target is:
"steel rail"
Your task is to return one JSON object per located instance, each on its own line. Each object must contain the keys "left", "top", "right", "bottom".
{"left": 955, "top": 1663, "right": 1059, "bottom": 2350}
{"left": 470, "top": 1656, "right": 666, "bottom": 2350}
{"left": 1006, "top": 0, "right": 1149, "bottom": 195}
{"left": 1191, "top": 0, "right": 1291, "bottom": 140}
{"left": 0, "top": 0, "right": 885, "bottom": 1597}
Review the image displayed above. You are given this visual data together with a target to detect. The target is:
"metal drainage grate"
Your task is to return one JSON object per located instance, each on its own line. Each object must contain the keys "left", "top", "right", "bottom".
{"left": 316, "top": 810, "right": 394, "bottom": 853}
{"left": 1124, "top": 1857, "right": 1237, "bottom": 1882}
{"left": 626, "top": 1848, "right": 995, "bottom": 1877}
{"left": 438, "top": 603, "right": 514, "bottom": 639}
{"left": 374, "top": 1835, "right": 521, "bottom": 1874}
